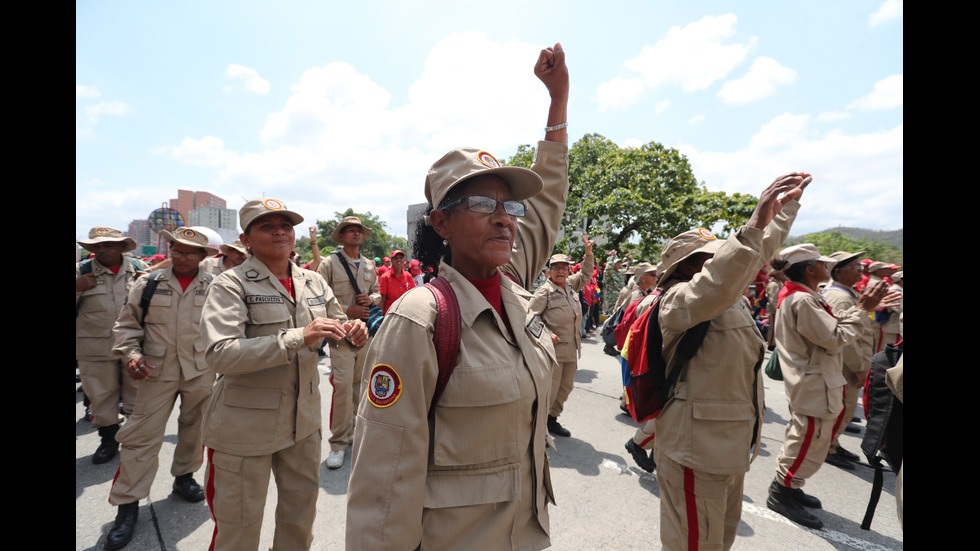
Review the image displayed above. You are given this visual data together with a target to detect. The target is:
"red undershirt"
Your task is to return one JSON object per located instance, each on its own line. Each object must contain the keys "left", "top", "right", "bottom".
{"left": 467, "top": 273, "right": 514, "bottom": 338}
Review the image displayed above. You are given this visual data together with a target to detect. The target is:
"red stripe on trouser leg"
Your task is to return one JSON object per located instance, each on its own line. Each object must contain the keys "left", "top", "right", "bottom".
{"left": 639, "top": 433, "right": 655, "bottom": 448}
{"left": 783, "top": 416, "right": 815, "bottom": 487}
{"left": 108, "top": 465, "right": 121, "bottom": 503}
{"left": 205, "top": 448, "right": 218, "bottom": 551}
{"left": 684, "top": 466, "right": 699, "bottom": 551}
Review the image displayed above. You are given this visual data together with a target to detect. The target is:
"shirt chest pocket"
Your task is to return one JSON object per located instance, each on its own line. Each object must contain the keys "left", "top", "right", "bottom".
{"left": 145, "top": 292, "right": 174, "bottom": 325}
{"left": 245, "top": 302, "right": 291, "bottom": 337}
{"left": 432, "top": 363, "right": 520, "bottom": 467}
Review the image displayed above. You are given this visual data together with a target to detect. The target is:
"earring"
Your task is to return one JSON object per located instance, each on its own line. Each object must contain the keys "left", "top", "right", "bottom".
{"left": 442, "top": 239, "right": 449, "bottom": 246}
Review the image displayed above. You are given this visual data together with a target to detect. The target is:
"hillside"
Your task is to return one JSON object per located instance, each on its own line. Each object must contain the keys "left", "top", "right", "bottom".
{"left": 787, "top": 227, "right": 903, "bottom": 250}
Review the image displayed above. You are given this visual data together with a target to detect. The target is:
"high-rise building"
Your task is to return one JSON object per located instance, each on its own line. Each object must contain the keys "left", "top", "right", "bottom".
{"left": 169, "top": 190, "right": 226, "bottom": 225}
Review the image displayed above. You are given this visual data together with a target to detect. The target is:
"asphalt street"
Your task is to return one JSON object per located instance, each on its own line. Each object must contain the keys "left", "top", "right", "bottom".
{"left": 76, "top": 336, "right": 903, "bottom": 550}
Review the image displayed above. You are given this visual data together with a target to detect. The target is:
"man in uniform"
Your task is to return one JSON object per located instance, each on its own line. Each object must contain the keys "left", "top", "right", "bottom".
{"left": 76, "top": 227, "right": 143, "bottom": 464}
{"left": 200, "top": 239, "right": 247, "bottom": 276}
{"left": 883, "top": 269, "right": 903, "bottom": 345}
{"left": 865, "top": 261, "right": 897, "bottom": 352}
{"left": 530, "top": 235, "right": 594, "bottom": 437}
{"left": 317, "top": 216, "right": 382, "bottom": 469}
{"left": 602, "top": 250, "right": 630, "bottom": 315}
{"left": 653, "top": 173, "right": 809, "bottom": 550}
{"left": 821, "top": 250, "right": 874, "bottom": 471}
{"left": 104, "top": 228, "right": 217, "bottom": 550}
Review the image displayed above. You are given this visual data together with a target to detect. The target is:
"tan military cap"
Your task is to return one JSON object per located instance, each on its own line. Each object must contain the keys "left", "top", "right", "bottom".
{"left": 239, "top": 198, "right": 303, "bottom": 232}
{"left": 424, "top": 148, "right": 543, "bottom": 209}
{"left": 779, "top": 243, "right": 836, "bottom": 268}
{"left": 548, "top": 253, "right": 572, "bottom": 267}
{"left": 657, "top": 228, "right": 725, "bottom": 282}
{"left": 220, "top": 239, "right": 247, "bottom": 256}
{"left": 331, "top": 216, "right": 374, "bottom": 243}
{"left": 162, "top": 227, "right": 219, "bottom": 256}
{"left": 77, "top": 226, "right": 137, "bottom": 252}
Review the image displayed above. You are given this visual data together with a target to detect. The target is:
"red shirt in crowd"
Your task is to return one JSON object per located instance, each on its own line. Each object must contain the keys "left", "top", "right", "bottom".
{"left": 379, "top": 269, "right": 416, "bottom": 314}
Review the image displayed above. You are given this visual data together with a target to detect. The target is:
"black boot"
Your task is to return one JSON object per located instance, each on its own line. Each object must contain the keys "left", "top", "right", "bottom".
{"left": 93, "top": 424, "right": 120, "bottom": 465}
{"left": 625, "top": 440, "right": 656, "bottom": 473}
{"left": 172, "top": 473, "right": 205, "bottom": 502}
{"left": 105, "top": 502, "right": 138, "bottom": 550}
{"left": 547, "top": 416, "right": 571, "bottom": 437}
{"left": 767, "top": 480, "right": 823, "bottom": 529}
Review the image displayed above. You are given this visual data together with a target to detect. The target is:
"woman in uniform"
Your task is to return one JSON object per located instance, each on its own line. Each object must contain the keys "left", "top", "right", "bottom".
{"left": 200, "top": 198, "right": 368, "bottom": 551}
{"left": 346, "top": 43, "right": 568, "bottom": 551}
{"left": 529, "top": 234, "right": 593, "bottom": 438}
{"left": 767, "top": 243, "right": 894, "bottom": 530}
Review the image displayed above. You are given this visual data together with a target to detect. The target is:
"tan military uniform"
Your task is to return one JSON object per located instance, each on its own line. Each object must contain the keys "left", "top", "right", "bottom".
{"left": 200, "top": 257, "right": 348, "bottom": 551}
{"left": 109, "top": 267, "right": 214, "bottom": 505}
{"left": 883, "top": 282, "right": 902, "bottom": 345}
{"left": 76, "top": 258, "right": 140, "bottom": 427}
{"left": 823, "top": 281, "right": 874, "bottom": 453}
{"left": 653, "top": 201, "right": 799, "bottom": 551}
{"left": 774, "top": 282, "right": 867, "bottom": 490}
{"left": 199, "top": 256, "right": 226, "bottom": 276}
{"left": 530, "top": 252, "right": 593, "bottom": 417}
{"left": 317, "top": 251, "right": 381, "bottom": 452}
{"left": 346, "top": 140, "right": 567, "bottom": 551}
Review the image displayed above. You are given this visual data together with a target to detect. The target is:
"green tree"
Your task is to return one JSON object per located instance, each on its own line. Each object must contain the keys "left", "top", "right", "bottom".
{"left": 788, "top": 230, "right": 903, "bottom": 266}
{"left": 314, "top": 208, "right": 407, "bottom": 261}
{"left": 506, "top": 133, "right": 758, "bottom": 263}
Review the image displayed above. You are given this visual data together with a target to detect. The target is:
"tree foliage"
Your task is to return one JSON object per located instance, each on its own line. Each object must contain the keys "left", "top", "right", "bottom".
{"left": 789, "top": 230, "right": 903, "bottom": 266}
{"left": 506, "top": 133, "right": 758, "bottom": 263}
{"left": 301, "top": 208, "right": 407, "bottom": 262}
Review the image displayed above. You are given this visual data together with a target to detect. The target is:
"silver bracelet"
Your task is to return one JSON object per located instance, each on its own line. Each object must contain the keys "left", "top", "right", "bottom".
{"left": 545, "top": 122, "right": 568, "bottom": 132}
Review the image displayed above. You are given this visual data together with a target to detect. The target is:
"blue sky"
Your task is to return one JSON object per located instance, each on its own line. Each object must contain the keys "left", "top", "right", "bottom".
{"left": 77, "top": 1, "right": 903, "bottom": 243}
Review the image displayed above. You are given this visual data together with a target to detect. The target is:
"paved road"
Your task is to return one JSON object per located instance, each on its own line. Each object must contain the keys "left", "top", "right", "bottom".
{"left": 76, "top": 337, "right": 903, "bottom": 550}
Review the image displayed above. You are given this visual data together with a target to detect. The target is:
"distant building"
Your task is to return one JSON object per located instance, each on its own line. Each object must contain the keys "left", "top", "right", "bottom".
{"left": 170, "top": 190, "right": 226, "bottom": 226}
{"left": 406, "top": 203, "right": 428, "bottom": 259}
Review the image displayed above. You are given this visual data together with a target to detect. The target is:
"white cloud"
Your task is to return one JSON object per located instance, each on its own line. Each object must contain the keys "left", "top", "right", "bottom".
{"left": 225, "top": 63, "right": 271, "bottom": 94}
{"left": 596, "top": 77, "right": 644, "bottom": 112}
{"left": 815, "top": 111, "right": 851, "bottom": 122}
{"left": 717, "top": 56, "right": 796, "bottom": 104}
{"left": 622, "top": 14, "right": 755, "bottom": 92}
{"left": 76, "top": 84, "right": 101, "bottom": 98}
{"left": 869, "top": 0, "right": 903, "bottom": 28}
{"left": 676, "top": 114, "right": 903, "bottom": 234}
{"left": 654, "top": 99, "right": 670, "bottom": 114}
{"left": 689, "top": 115, "right": 706, "bottom": 124}
{"left": 160, "top": 32, "right": 552, "bottom": 235}
{"left": 847, "top": 74, "right": 902, "bottom": 111}
{"left": 83, "top": 101, "right": 132, "bottom": 123}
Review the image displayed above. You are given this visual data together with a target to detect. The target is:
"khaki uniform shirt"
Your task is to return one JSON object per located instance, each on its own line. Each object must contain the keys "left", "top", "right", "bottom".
{"left": 884, "top": 282, "right": 902, "bottom": 336}
{"left": 656, "top": 201, "right": 799, "bottom": 475}
{"left": 775, "top": 282, "right": 867, "bottom": 419}
{"left": 77, "top": 258, "right": 140, "bottom": 361}
{"left": 347, "top": 140, "right": 567, "bottom": 551}
{"left": 111, "top": 267, "right": 213, "bottom": 381}
{"left": 317, "top": 250, "right": 381, "bottom": 312}
{"left": 199, "top": 256, "right": 227, "bottom": 276}
{"left": 529, "top": 253, "right": 594, "bottom": 362}
{"left": 823, "top": 281, "right": 874, "bottom": 385}
{"left": 200, "top": 257, "right": 348, "bottom": 456}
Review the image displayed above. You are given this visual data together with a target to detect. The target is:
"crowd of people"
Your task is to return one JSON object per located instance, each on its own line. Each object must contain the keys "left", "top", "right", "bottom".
{"left": 77, "top": 42, "right": 902, "bottom": 551}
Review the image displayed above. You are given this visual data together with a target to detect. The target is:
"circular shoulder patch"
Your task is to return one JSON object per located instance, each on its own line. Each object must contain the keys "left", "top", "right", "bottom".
{"left": 367, "top": 364, "right": 402, "bottom": 408}
{"left": 477, "top": 151, "right": 500, "bottom": 168}
{"left": 263, "top": 198, "right": 285, "bottom": 211}
{"left": 697, "top": 228, "right": 715, "bottom": 240}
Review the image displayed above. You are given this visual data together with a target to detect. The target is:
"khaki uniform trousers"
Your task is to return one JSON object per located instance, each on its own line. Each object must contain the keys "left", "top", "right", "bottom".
{"left": 631, "top": 419, "right": 656, "bottom": 450}
{"left": 548, "top": 360, "right": 577, "bottom": 418}
{"left": 78, "top": 359, "right": 138, "bottom": 427}
{"left": 109, "top": 372, "right": 214, "bottom": 505}
{"left": 328, "top": 337, "right": 370, "bottom": 452}
{"left": 205, "top": 430, "right": 321, "bottom": 551}
{"left": 831, "top": 383, "right": 861, "bottom": 452}
{"left": 776, "top": 411, "right": 841, "bottom": 489}
{"left": 655, "top": 451, "right": 744, "bottom": 551}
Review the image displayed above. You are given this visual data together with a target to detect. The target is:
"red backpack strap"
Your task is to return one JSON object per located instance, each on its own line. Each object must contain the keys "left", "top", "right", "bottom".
{"left": 424, "top": 277, "right": 461, "bottom": 414}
